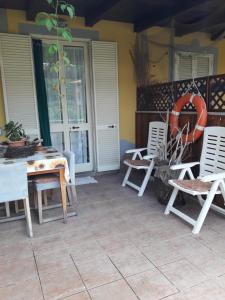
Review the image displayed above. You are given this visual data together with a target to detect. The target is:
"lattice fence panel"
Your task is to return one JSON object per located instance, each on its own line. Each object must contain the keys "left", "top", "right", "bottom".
{"left": 208, "top": 75, "right": 225, "bottom": 112}
{"left": 137, "top": 74, "right": 225, "bottom": 112}
{"left": 137, "top": 83, "right": 174, "bottom": 111}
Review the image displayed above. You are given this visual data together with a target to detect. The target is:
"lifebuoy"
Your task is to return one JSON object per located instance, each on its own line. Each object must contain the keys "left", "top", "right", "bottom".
{"left": 170, "top": 93, "right": 207, "bottom": 143}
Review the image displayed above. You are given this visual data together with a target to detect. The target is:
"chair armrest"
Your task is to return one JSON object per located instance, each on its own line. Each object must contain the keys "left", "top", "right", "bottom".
{"left": 199, "top": 172, "right": 225, "bottom": 182}
{"left": 126, "top": 148, "right": 147, "bottom": 154}
{"left": 143, "top": 154, "right": 157, "bottom": 160}
{"left": 170, "top": 162, "right": 200, "bottom": 170}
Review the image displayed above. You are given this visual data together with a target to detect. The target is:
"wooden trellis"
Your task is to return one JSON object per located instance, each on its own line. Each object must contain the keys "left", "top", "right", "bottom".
{"left": 137, "top": 74, "right": 225, "bottom": 112}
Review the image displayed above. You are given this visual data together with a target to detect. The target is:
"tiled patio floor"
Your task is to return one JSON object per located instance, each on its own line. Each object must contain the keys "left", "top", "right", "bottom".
{"left": 1, "top": 173, "right": 225, "bottom": 299}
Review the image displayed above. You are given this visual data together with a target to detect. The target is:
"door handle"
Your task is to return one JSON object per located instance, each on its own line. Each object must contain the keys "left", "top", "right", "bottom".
{"left": 71, "top": 126, "right": 80, "bottom": 130}
{"left": 108, "top": 125, "right": 116, "bottom": 128}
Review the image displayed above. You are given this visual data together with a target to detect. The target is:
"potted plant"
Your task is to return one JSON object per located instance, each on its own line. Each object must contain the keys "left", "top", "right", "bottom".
{"left": 154, "top": 119, "right": 191, "bottom": 206}
{"left": 4, "top": 121, "right": 27, "bottom": 147}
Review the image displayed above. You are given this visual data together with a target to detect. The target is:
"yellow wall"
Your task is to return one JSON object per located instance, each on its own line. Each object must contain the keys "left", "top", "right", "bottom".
{"left": 0, "top": 10, "right": 137, "bottom": 146}
{"left": 146, "top": 27, "right": 225, "bottom": 83}
{"left": 1, "top": 10, "right": 225, "bottom": 145}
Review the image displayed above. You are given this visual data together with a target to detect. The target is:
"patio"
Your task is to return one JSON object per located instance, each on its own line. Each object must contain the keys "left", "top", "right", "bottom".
{"left": 2, "top": 172, "right": 225, "bottom": 300}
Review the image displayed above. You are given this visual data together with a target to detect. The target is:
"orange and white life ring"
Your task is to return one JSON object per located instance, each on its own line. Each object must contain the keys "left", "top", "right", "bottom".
{"left": 170, "top": 93, "right": 207, "bottom": 143}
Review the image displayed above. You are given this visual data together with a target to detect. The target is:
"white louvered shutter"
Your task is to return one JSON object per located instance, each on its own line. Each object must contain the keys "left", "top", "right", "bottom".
{"left": 195, "top": 55, "right": 213, "bottom": 78}
{"left": 175, "top": 51, "right": 214, "bottom": 80}
{"left": 92, "top": 41, "right": 120, "bottom": 171}
{"left": 0, "top": 34, "right": 39, "bottom": 138}
{"left": 176, "top": 53, "right": 193, "bottom": 80}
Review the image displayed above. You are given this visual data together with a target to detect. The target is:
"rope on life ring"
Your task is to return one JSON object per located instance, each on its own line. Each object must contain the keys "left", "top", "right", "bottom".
{"left": 170, "top": 93, "right": 207, "bottom": 143}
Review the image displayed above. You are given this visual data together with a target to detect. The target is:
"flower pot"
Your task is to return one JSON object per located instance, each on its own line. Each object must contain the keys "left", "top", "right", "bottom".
{"left": 8, "top": 139, "right": 26, "bottom": 147}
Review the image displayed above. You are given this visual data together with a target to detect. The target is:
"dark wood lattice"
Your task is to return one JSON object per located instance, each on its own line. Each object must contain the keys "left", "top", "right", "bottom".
{"left": 137, "top": 74, "right": 225, "bottom": 112}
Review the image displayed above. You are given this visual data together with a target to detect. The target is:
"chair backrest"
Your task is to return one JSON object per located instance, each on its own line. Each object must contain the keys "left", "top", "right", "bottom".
{"left": 63, "top": 150, "right": 75, "bottom": 185}
{"left": 0, "top": 162, "right": 28, "bottom": 203}
{"left": 147, "top": 121, "right": 168, "bottom": 156}
{"left": 200, "top": 127, "right": 225, "bottom": 177}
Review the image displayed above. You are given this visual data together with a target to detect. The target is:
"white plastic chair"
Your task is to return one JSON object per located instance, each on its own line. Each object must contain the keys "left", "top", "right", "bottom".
{"left": 33, "top": 150, "right": 77, "bottom": 224}
{"left": 165, "top": 126, "right": 225, "bottom": 234}
{"left": 122, "top": 121, "right": 168, "bottom": 196}
{"left": 0, "top": 162, "right": 33, "bottom": 237}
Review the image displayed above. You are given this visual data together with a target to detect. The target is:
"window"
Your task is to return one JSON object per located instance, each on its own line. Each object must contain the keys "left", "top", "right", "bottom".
{"left": 174, "top": 51, "right": 214, "bottom": 81}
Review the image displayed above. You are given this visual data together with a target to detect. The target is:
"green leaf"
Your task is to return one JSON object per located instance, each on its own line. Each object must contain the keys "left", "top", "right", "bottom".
{"left": 62, "top": 30, "right": 73, "bottom": 42}
{"left": 48, "top": 44, "right": 59, "bottom": 56}
{"left": 45, "top": 18, "right": 54, "bottom": 31}
{"left": 66, "top": 5, "right": 75, "bottom": 18}
{"left": 46, "top": 0, "right": 54, "bottom": 5}
{"left": 60, "top": 3, "right": 67, "bottom": 12}
{"left": 35, "top": 12, "right": 49, "bottom": 26}
{"left": 63, "top": 55, "right": 70, "bottom": 66}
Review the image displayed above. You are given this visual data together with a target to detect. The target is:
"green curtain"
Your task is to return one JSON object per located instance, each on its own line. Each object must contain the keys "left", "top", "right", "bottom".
{"left": 32, "top": 39, "right": 52, "bottom": 146}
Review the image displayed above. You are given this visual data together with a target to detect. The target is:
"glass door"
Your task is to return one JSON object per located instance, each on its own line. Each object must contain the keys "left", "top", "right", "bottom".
{"left": 42, "top": 41, "right": 93, "bottom": 172}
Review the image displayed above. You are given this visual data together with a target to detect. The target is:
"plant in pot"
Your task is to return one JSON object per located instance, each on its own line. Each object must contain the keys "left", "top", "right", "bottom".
{"left": 4, "top": 121, "right": 27, "bottom": 147}
{"left": 154, "top": 117, "right": 191, "bottom": 206}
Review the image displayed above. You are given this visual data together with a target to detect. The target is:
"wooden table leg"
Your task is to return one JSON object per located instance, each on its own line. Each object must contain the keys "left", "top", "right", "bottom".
{"left": 59, "top": 168, "right": 67, "bottom": 223}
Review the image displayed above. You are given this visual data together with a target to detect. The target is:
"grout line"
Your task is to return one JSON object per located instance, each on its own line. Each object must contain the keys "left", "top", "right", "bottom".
{"left": 140, "top": 250, "right": 181, "bottom": 293}
{"left": 107, "top": 255, "right": 141, "bottom": 300}
{"left": 70, "top": 254, "right": 93, "bottom": 300}
{"left": 33, "top": 250, "right": 46, "bottom": 300}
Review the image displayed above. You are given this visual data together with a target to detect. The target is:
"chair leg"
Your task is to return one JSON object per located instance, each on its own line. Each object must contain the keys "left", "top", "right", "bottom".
{"left": 15, "top": 201, "right": 19, "bottom": 214}
{"left": 43, "top": 191, "right": 48, "bottom": 206}
{"left": 70, "top": 185, "right": 78, "bottom": 215}
{"left": 23, "top": 197, "right": 33, "bottom": 238}
{"left": 164, "top": 187, "right": 179, "bottom": 215}
{"left": 138, "top": 163, "right": 154, "bottom": 197}
{"left": 192, "top": 186, "right": 218, "bottom": 234}
{"left": 5, "top": 202, "right": 10, "bottom": 217}
{"left": 122, "top": 166, "right": 132, "bottom": 187}
{"left": 37, "top": 191, "right": 43, "bottom": 224}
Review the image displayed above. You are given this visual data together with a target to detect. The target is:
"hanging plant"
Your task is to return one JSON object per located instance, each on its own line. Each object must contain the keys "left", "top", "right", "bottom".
{"left": 35, "top": 0, "right": 76, "bottom": 75}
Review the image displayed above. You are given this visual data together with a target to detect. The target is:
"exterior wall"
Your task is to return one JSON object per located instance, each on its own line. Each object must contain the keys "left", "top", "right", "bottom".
{"left": 146, "top": 27, "right": 225, "bottom": 83}
{"left": 0, "top": 9, "right": 137, "bottom": 153}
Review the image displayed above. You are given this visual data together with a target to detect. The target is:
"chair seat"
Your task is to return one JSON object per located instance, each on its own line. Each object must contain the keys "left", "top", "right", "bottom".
{"left": 124, "top": 159, "right": 151, "bottom": 169}
{"left": 34, "top": 175, "right": 60, "bottom": 191}
{"left": 169, "top": 179, "right": 219, "bottom": 195}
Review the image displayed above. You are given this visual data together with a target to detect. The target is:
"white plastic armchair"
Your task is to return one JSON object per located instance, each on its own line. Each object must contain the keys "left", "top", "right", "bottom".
{"left": 165, "top": 126, "right": 225, "bottom": 234}
{"left": 122, "top": 121, "right": 168, "bottom": 196}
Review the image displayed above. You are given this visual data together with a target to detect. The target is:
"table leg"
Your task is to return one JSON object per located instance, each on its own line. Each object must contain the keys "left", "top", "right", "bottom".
{"left": 59, "top": 168, "right": 67, "bottom": 223}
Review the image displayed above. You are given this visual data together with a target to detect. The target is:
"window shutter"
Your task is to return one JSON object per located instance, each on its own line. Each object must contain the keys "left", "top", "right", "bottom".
{"left": 0, "top": 34, "right": 39, "bottom": 138}
{"left": 195, "top": 55, "right": 213, "bottom": 78}
{"left": 175, "top": 52, "right": 193, "bottom": 80}
{"left": 175, "top": 51, "right": 214, "bottom": 81}
{"left": 91, "top": 41, "right": 120, "bottom": 171}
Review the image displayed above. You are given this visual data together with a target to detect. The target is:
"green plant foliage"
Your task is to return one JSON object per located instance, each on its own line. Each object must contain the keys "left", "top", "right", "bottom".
{"left": 4, "top": 121, "right": 27, "bottom": 141}
{"left": 35, "top": 0, "right": 76, "bottom": 95}
{"left": 35, "top": 0, "right": 76, "bottom": 67}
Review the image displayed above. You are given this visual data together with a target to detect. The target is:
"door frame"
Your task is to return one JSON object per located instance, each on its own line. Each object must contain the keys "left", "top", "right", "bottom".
{"left": 41, "top": 38, "right": 96, "bottom": 173}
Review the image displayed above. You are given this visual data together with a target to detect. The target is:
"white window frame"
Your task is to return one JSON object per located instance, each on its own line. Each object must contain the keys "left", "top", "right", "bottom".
{"left": 174, "top": 51, "right": 214, "bottom": 81}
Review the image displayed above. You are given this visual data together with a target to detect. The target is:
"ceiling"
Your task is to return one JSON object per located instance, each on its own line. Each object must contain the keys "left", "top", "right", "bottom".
{"left": 0, "top": 0, "right": 225, "bottom": 39}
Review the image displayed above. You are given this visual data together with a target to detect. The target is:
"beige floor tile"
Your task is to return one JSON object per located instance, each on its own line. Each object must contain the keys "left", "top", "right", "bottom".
{"left": 35, "top": 249, "right": 74, "bottom": 275}
{"left": 159, "top": 259, "right": 208, "bottom": 290}
{"left": 0, "top": 239, "right": 33, "bottom": 262}
{"left": 0, "top": 256, "right": 38, "bottom": 287}
{"left": 109, "top": 247, "right": 155, "bottom": 277}
{"left": 174, "top": 280, "right": 225, "bottom": 300}
{"left": 0, "top": 278, "right": 43, "bottom": 300}
{"left": 75, "top": 256, "right": 121, "bottom": 289}
{"left": 96, "top": 233, "right": 133, "bottom": 254}
{"left": 40, "top": 266, "right": 85, "bottom": 300}
{"left": 191, "top": 256, "right": 225, "bottom": 277}
{"left": 127, "top": 269, "right": 178, "bottom": 300}
{"left": 65, "top": 291, "right": 91, "bottom": 300}
{"left": 31, "top": 234, "right": 68, "bottom": 256}
{"left": 89, "top": 279, "right": 137, "bottom": 300}
{"left": 141, "top": 240, "right": 184, "bottom": 266}
{"left": 69, "top": 239, "right": 107, "bottom": 262}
